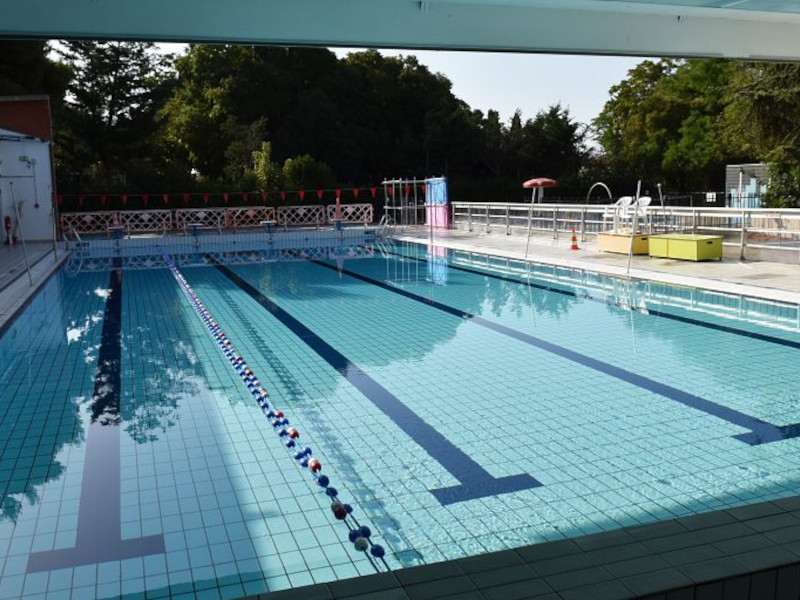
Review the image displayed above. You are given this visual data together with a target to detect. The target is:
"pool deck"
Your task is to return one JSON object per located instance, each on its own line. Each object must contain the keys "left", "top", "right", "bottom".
{"left": 394, "top": 227, "right": 800, "bottom": 306}
{"left": 0, "top": 241, "right": 68, "bottom": 335}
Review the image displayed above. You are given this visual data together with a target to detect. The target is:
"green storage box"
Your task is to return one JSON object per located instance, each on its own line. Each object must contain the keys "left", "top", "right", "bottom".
{"left": 648, "top": 234, "right": 722, "bottom": 261}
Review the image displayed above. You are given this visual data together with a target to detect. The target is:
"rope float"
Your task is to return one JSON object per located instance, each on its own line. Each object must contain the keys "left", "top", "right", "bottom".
{"left": 159, "top": 250, "right": 389, "bottom": 572}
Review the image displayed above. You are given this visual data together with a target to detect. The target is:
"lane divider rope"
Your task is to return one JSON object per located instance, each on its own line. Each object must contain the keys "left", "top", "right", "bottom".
{"left": 159, "top": 249, "right": 390, "bottom": 572}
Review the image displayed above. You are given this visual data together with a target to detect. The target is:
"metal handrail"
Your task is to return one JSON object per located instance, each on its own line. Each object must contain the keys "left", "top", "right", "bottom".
{"left": 9, "top": 183, "right": 33, "bottom": 286}
{"left": 450, "top": 201, "right": 800, "bottom": 261}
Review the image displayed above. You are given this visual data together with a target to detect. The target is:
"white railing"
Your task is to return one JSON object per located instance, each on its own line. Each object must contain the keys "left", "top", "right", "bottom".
{"left": 451, "top": 202, "right": 800, "bottom": 260}
{"left": 61, "top": 210, "right": 174, "bottom": 235}
{"left": 61, "top": 211, "right": 122, "bottom": 235}
{"left": 227, "top": 206, "right": 277, "bottom": 230}
{"left": 60, "top": 204, "right": 376, "bottom": 236}
{"left": 119, "top": 209, "right": 172, "bottom": 234}
{"left": 277, "top": 205, "right": 326, "bottom": 227}
{"left": 326, "top": 203, "right": 373, "bottom": 224}
{"left": 174, "top": 208, "right": 226, "bottom": 232}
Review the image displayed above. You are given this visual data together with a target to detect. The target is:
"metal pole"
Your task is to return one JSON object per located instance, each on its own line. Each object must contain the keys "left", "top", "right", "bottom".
{"left": 524, "top": 195, "right": 535, "bottom": 259}
{"left": 52, "top": 207, "right": 58, "bottom": 261}
{"left": 626, "top": 181, "right": 642, "bottom": 275}
{"left": 10, "top": 183, "right": 34, "bottom": 286}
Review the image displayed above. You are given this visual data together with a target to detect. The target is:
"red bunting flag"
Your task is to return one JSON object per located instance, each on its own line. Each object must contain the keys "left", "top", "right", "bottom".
{"left": 404, "top": 186, "right": 410, "bottom": 196}
{"left": 370, "top": 187, "right": 377, "bottom": 198}
{"left": 142, "top": 194, "right": 149, "bottom": 206}
{"left": 387, "top": 187, "right": 393, "bottom": 197}
{"left": 316, "top": 190, "right": 323, "bottom": 200}
{"left": 280, "top": 191, "right": 286, "bottom": 201}
{"left": 335, "top": 188, "right": 341, "bottom": 199}
{"left": 353, "top": 188, "right": 359, "bottom": 199}
{"left": 100, "top": 194, "right": 107, "bottom": 207}
{"left": 162, "top": 193, "right": 170, "bottom": 205}
{"left": 261, "top": 191, "right": 267, "bottom": 203}
{"left": 121, "top": 194, "right": 128, "bottom": 206}
{"left": 205, "top": 193, "right": 212, "bottom": 204}
{"left": 78, "top": 194, "right": 85, "bottom": 207}
{"left": 183, "top": 193, "right": 190, "bottom": 204}
{"left": 298, "top": 190, "right": 305, "bottom": 201}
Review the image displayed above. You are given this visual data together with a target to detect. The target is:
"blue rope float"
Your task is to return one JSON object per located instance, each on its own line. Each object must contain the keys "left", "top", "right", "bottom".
{"left": 159, "top": 250, "right": 390, "bottom": 572}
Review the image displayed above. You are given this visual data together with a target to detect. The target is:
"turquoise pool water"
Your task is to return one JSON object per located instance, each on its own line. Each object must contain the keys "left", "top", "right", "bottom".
{"left": 2, "top": 240, "right": 800, "bottom": 599}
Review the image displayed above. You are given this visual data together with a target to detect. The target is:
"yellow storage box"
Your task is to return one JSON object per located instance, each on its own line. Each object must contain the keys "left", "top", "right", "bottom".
{"left": 596, "top": 231, "right": 649, "bottom": 255}
{"left": 647, "top": 234, "right": 722, "bottom": 261}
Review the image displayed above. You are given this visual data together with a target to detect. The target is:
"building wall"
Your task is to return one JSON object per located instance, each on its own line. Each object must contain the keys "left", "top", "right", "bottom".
{"left": 0, "top": 96, "right": 52, "bottom": 141}
{"left": 0, "top": 135, "right": 54, "bottom": 242}
{"left": 726, "top": 163, "right": 769, "bottom": 208}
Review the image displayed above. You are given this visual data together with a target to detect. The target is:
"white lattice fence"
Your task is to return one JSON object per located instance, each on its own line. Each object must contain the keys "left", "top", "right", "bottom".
{"left": 119, "top": 210, "right": 172, "bottom": 233}
{"left": 61, "top": 211, "right": 120, "bottom": 234}
{"left": 227, "top": 207, "right": 277, "bottom": 230}
{"left": 278, "top": 205, "right": 326, "bottom": 227}
{"left": 174, "top": 208, "right": 226, "bottom": 231}
{"left": 327, "top": 203, "right": 374, "bottom": 224}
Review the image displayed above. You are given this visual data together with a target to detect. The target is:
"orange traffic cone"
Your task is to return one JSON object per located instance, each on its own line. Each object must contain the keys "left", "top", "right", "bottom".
{"left": 570, "top": 228, "right": 580, "bottom": 251}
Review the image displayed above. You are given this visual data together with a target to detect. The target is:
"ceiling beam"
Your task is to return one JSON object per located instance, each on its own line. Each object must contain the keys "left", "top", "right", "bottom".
{"left": 2, "top": 0, "right": 800, "bottom": 60}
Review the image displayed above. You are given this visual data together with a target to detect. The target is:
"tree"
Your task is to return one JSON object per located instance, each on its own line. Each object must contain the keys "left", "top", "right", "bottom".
{"left": 281, "top": 155, "right": 336, "bottom": 190}
{"left": 727, "top": 62, "right": 800, "bottom": 206}
{"left": 520, "top": 105, "right": 586, "bottom": 181}
{"left": 0, "top": 41, "right": 70, "bottom": 100}
{"left": 57, "top": 41, "right": 176, "bottom": 190}
{"left": 593, "top": 58, "right": 744, "bottom": 192}
{"left": 251, "top": 141, "right": 283, "bottom": 194}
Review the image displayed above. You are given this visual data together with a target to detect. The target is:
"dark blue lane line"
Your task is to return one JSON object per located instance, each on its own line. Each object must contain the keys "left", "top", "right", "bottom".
{"left": 212, "top": 261, "right": 541, "bottom": 505}
{"left": 383, "top": 249, "right": 800, "bottom": 352}
{"left": 27, "top": 260, "right": 165, "bottom": 573}
{"left": 306, "top": 257, "right": 796, "bottom": 447}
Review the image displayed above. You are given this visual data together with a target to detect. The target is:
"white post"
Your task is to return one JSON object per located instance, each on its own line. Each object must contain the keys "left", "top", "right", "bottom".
{"left": 740, "top": 209, "right": 746, "bottom": 260}
{"left": 524, "top": 192, "right": 536, "bottom": 259}
{"left": 738, "top": 169, "right": 744, "bottom": 209}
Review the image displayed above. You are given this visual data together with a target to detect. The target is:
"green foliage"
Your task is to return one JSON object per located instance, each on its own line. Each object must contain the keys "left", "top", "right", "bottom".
{"left": 158, "top": 46, "right": 586, "bottom": 193}
{"left": 251, "top": 141, "right": 283, "bottom": 193}
{"left": 0, "top": 41, "right": 70, "bottom": 100}
{"left": 56, "top": 41, "right": 177, "bottom": 191}
{"left": 281, "top": 155, "right": 336, "bottom": 190}
{"left": 593, "top": 59, "right": 742, "bottom": 191}
{"left": 726, "top": 63, "right": 800, "bottom": 206}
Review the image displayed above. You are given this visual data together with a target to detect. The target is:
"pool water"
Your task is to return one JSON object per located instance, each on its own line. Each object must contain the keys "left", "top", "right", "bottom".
{"left": 2, "top": 241, "right": 800, "bottom": 599}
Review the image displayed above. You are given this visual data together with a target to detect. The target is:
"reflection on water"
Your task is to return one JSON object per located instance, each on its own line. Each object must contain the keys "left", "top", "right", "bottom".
{"left": 0, "top": 272, "right": 96, "bottom": 521}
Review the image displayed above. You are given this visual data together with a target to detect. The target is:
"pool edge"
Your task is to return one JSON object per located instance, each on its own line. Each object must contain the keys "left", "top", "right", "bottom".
{"left": 243, "top": 494, "right": 800, "bottom": 599}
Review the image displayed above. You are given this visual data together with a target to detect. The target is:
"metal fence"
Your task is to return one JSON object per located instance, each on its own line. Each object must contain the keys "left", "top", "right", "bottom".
{"left": 451, "top": 202, "right": 800, "bottom": 260}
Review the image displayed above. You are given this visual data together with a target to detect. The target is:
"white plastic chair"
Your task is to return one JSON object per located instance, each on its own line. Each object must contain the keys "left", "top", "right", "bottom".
{"left": 603, "top": 196, "right": 634, "bottom": 231}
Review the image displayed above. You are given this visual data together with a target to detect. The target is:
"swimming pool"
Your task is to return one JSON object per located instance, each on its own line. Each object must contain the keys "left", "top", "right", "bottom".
{"left": 2, "top": 239, "right": 800, "bottom": 599}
